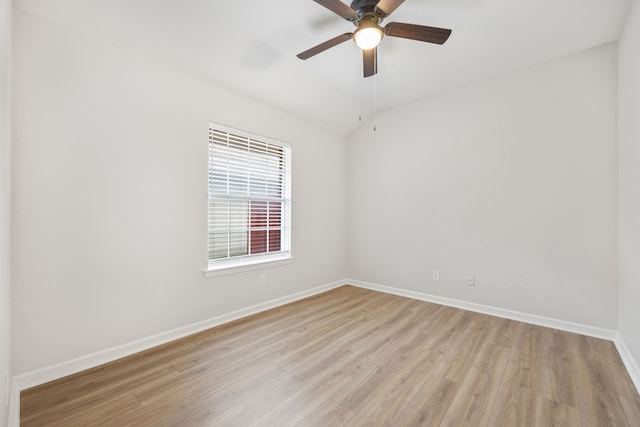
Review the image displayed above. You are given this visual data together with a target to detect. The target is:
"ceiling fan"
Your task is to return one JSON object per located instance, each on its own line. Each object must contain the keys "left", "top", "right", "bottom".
{"left": 297, "top": 0, "right": 452, "bottom": 78}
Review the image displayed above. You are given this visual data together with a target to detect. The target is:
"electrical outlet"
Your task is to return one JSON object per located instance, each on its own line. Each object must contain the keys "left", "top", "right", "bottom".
{"left": 432, "top": 270, "right": 440, "bottom": 281}
{"left": 259, "top": 274, "right": 266, "bottom": 287}
{"left": 466, "top": 275, "right": 475, "bottom": 286}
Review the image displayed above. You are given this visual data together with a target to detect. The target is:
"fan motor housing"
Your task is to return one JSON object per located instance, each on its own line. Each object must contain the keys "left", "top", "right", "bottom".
{"left": 350, "top": 0, "right": 380, "bottom": 16}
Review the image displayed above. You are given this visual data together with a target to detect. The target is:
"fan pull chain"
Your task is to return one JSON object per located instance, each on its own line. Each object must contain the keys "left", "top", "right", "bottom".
{"left": 373, "top": 74, "right": 377, "bottom": 132}
{"left": 358, "top": 69, "right": 364, "bottom": 123}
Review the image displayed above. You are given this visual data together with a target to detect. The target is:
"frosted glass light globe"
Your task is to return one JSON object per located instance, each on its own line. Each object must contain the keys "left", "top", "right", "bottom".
{"left": 354, "top": 26, "right": 383, "bottom": 50}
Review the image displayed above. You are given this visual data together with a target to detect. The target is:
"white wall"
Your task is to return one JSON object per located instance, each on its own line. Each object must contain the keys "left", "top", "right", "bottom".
{"left": 0, "top": 0, "right": 11, "bottom": 424}
{"left": 10, "top": 0, "right": 636, "bottom": 395}
{"left": 618, "top": 0, "right": 640, "bottom": 381}
{"left": 348, "top": 43, "right": 619, "bottom": 329}
{"left": 11, "top": 9, "right": 348, "bottom": 375}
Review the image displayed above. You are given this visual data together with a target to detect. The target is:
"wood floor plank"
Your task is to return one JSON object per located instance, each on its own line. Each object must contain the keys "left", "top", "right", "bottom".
{"left": 439, "top": 345, "right": 511, "bottom": 427}
{"left": 337, "top": 339, "right": 439, "bottom": 424}
{"left": 246, "top": 369, "right": 353, "bottom": 427}
{"left": 487, "top": 387, "right": 539, "bottom": 427}
{"left": 397, "top": 377, "right": 460, "bottom": 427}
{"left": 540, "top": 328, "right": 579, "bottom": 409}
{"left": 188, "top": 367, "right": 302, "bottom": 426}
{"left": 20, "top": 285, "right": 640, "bottom": 426}
{"left": 295, "top": 398, "right": 354, "bottom": 427}
{"left": 534, "top": 396, "right": 581, "bottom": 427}
{"left": 572, "top": 337, "right": 633, "bottom": 426}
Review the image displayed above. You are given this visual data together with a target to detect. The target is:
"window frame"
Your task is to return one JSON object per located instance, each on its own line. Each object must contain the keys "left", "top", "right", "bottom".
{"left": 204, "top": 122, "right": 293, "bottom": 277}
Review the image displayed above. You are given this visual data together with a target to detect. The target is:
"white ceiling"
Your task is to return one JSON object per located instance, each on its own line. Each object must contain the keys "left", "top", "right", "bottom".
{"left": 15, "top": 0, "right": 634, "bottom": 135}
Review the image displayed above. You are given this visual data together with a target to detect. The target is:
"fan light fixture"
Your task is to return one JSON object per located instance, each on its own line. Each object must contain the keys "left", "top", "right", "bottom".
{"left": 354, "top": 25, "right": 383, "bottom": 50}
{"left": 297, "top": 0, "right": 453, "bottom": 78}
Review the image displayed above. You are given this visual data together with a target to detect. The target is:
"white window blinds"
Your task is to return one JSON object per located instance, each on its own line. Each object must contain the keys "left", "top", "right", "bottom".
{"left": 208, "top": 123, "right": 291, "bottom": 268}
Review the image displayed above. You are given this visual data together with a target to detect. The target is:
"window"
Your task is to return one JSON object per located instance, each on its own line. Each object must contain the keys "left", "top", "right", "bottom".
{"left": 205, "top": 123, "right": 292, "bottom": 275}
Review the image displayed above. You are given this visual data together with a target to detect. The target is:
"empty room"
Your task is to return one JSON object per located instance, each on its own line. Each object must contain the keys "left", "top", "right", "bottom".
{"left": 2, "top": 0, "right": 640, "bottom": 425}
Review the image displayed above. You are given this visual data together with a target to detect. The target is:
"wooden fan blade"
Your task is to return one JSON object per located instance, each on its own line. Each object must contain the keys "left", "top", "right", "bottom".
{"left": 297, "top": 33, "right": 354, "bottom": 60}
{"left": 363, "top": 47, "right": 377, "bottom": 77}
{"left": 375, "top": 0, "right": 405, "bottom": 17}
{"left": 385, "top": 22, "right": 452, "bottom": 44}
{"left": 312, "top": 0, "right": 359, "bottom": 21}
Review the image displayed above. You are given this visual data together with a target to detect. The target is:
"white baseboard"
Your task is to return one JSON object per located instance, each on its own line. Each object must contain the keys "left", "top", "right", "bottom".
{"left": 8, "top": 381, "right": 18, "bottom": 427}
{"left": 347, "top": 279, "right": 618, "bottom": 341}
{"left": 614, "top": 334, "right": 640, "bottom": 394}
{"left": 8, "top": 279, "right": 346, "bottom": 426}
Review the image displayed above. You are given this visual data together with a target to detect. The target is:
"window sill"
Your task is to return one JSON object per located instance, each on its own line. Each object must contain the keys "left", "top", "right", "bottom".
{"left": 203, "top": 255, "right": 294, "bottom": 278}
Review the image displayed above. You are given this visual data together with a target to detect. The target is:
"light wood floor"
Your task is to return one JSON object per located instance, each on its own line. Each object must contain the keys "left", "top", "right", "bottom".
{"left": 21, "top": 285, "right": 640, "bottom": 426}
